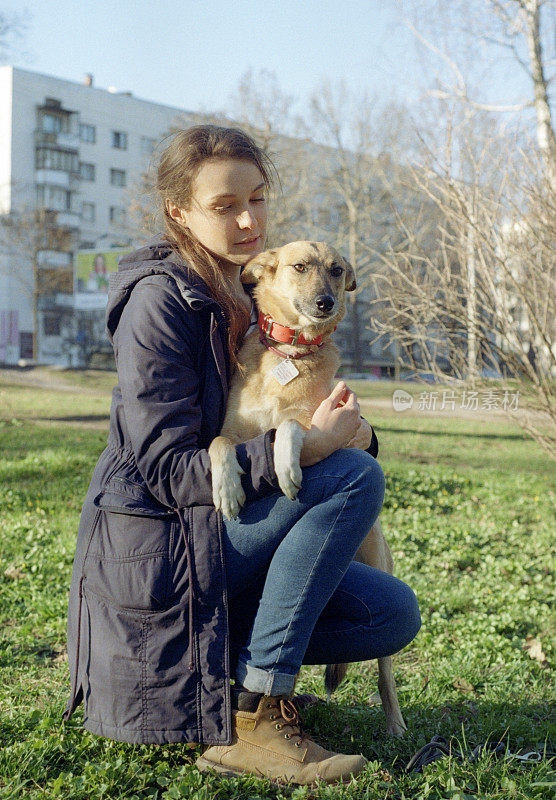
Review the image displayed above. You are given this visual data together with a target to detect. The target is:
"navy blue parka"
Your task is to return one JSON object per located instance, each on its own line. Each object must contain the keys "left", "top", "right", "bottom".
{"left": 64, "top": 237, "right": 283, "bottom": 744}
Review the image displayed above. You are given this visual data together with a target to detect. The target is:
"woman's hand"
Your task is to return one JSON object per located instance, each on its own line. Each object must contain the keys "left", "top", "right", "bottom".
{"left": 300, "top": 381, "right": 362, "bottom": 467}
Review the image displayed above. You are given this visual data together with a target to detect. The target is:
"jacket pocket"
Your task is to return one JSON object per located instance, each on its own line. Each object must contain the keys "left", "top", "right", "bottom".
{"left": 82, "top": 588, "right": 200, "bottom": 741}
{"left": 94, "top": 475, "right": 174, "bottom": 518}
{"left": 85, "top": 500, "right": 177, "bottom": 612}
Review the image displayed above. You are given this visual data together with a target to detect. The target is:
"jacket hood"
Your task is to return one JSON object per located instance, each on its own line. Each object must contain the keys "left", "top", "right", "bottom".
{"left": 106, "top": 235, "right": 219, "bottom": 340}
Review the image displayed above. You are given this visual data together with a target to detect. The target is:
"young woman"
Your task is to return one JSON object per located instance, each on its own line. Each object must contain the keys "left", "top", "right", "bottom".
{"left": 64, "top": 125, "right": 420, "bottom": 785}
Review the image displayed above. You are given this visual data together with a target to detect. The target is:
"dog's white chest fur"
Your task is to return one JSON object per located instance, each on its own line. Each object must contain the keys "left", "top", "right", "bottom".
{"left": 224, "top": 345, "right": 335, "bottom": 438}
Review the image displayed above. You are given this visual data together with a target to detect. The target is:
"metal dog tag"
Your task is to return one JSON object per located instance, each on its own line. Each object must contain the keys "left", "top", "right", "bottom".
{"left": 271, "top": 358, "right": 300, "bottom": 386}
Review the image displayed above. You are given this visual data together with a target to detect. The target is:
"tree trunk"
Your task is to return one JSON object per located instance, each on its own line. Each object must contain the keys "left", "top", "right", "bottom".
{"left": 524, "top": 0, "right": 556, "bottom": 182}
{"left": 466, "top": 217, "right": 477, "bottom": 384}
{"left": 348, "top": 211, "right": 364, "bottom": 373}
{"left": 33, "top": 253, "right": 38, "bottom": 361}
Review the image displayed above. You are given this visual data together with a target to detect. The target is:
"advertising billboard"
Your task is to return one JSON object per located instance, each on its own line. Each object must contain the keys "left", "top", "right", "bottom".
{"left": 74, "top": 249, "right": 130, "bottom": 309}
{"left": 75, "top": 249, "right": 130, "bottom": 294}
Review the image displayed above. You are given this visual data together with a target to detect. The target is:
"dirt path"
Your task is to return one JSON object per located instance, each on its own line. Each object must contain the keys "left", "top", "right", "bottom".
{"left": 0, "top": 368, "right": 112, "bottom": 398}
{"left": 359, "top": 396, "right": 517, "bottom": 422}
{"left": 31, "top": 417, "right": 110, "bottom": 431}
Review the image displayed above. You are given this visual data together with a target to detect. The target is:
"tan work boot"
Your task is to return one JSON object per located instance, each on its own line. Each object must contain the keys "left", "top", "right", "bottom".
{"left": 196, "top": 692, "right": 367, "bottom": 785}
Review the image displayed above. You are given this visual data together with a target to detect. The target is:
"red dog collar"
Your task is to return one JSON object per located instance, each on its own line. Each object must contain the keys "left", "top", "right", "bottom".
{"left": 258, "top": 311, "right": 334, "bottom": 347}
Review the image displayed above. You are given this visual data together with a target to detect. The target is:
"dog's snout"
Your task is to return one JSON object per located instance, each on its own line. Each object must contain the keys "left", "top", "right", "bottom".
{"left": 315, "top": 295, "right": 335, "bottom": 313}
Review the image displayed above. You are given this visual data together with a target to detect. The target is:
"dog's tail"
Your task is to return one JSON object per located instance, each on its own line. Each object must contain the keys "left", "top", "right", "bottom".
{"left": 324, "top": 663, "right": 348, "bottom": 700}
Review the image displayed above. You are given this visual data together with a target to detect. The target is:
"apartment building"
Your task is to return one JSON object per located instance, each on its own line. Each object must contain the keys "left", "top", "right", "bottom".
{"left": 0, "top": 66, "right": 193, "bottom": 365}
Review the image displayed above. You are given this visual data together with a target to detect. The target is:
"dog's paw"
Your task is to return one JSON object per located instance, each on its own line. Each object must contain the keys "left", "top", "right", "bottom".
{"left": 211, "top": 450, "right": 246, "bottom": 520}
{"left": 274, "top": 420, "right": 305, "bottom": 501}
{"left": 276, "top": 459, "right": 303, "bottom": 501}
{"left": 213, "top": 471, "right": 246, "bottom": 520}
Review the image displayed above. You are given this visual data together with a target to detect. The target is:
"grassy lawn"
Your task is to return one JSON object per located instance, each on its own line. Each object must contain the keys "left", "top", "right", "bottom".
{"left": 0, "top": 371, "right": 554, "bottom": 799}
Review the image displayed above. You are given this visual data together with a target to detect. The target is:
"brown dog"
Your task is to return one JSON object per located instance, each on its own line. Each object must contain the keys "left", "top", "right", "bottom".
{"left": 209, "top": 241, "right": 406, "bottom": 736}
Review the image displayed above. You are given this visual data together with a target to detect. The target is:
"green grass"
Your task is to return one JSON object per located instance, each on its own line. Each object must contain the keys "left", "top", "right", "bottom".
{"left": 0, "top": 372, "right": 554, "bottom": 799}
{"left": 47, "top": 368, "right": 118, "bottom": 393}
{"left": 0, "top": 385, "right": 110, "bottom": 425}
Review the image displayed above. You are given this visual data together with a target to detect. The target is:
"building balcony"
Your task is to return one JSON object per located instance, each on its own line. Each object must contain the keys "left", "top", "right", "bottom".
{"left": 36, "top": 250, "right": 72, "bottom": 268}
{"left": 35, "top": 207, "right": 81, "bottom": 230}
{"left": 34, "top": 130, "right": 79, "bottom": 150}
{"left": 57, "top": 132, "right": 80, "bottom": 149}
{"left": 35, "top": 170, "right": 80, "bottom": 191}
{"left": 56, "top": 211, "right": 81, "bottom": 229}
{"left": 35, "top": 169, "right": 71, "bottom": 188}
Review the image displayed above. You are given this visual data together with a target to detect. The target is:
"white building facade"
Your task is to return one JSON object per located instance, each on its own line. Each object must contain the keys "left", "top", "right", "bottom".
{"left": 0, "top": 66, "right": 193, "bottom": 365}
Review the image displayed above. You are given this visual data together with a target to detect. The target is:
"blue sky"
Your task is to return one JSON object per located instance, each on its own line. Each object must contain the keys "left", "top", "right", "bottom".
{"left": 3, "top": 0, "right": 547, "bottom": 123}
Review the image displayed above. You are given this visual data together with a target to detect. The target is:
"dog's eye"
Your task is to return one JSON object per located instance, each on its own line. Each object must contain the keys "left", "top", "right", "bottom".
{"left": 292, "top": 264, "right": 306, "bottom": 273}
{"left": 331, "top": 264, "right": 344, "bottom": 277}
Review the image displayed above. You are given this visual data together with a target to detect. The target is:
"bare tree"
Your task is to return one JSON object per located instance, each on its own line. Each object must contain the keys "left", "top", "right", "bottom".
{"left": 376, "top": 101, "right": 555, "bottom": 456}
{"left": 0, "top": 204, "right": 74, "bottom": 359}
{"left": 377, "top": 0, "right": 556, "bottom": 454}
{"left": 125, "top": 169, "right": 161, "bottom": 243}
{"left": 401, "top": 0, "right": 555, "bottom": 178}
{"left": 304, "top": 81, "right": 419, "bottom": 373}
{"left": 490, "top": 0, "right": 555, "bottom": 173}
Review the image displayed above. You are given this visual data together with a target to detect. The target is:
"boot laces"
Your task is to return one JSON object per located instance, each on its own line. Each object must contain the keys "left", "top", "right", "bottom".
{"left": 273, "top": 698, "right": 310, "bottom": 745}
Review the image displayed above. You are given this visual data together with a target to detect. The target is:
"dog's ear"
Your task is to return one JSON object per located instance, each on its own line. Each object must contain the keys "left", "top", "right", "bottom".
{"left": 341, "top": 256, "right": 357, "bottom": 291}
{"left": 241, "top": 248, "right": 279, "bottom": 284}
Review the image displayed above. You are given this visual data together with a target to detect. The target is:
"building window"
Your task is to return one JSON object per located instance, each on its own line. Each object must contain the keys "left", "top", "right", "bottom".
{"left": 110, "top": 168, "right": 126, "bottom": 187}
{"left": 111, "top": 130, "right": 128, "bottom": 149}
{"left": 79, "top": 162, "right": 96, "bottom": 181}
{"left": 81, "top": 202, "right": 96, "bottom": 223}
{"left": 43, "top": 313, "right": 61, "bottom": 336}
{"left": 36, "top": 185, "right": 71, "bottom": 212}
{"left": 39, "top": 112, "right": 69, "bottom": 134}
{"left": 141, "top": 136, "right": 156, "bottom": 155}
{"left": 109, "top": 206, "right": 127, "bottom": 226}
{"left": 36, "top": 148, "right": 78, "bottom": 172}
{"left": 20, "top": 331, "right": 34, "bottom": 359}
{"left": 79, "top": 123, "right": 96, "bottom": 143}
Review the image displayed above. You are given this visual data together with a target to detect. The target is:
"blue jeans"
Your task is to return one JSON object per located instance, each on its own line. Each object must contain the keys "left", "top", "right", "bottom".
{"left": 223, "top": 448, "right": 421, "bottom": 695}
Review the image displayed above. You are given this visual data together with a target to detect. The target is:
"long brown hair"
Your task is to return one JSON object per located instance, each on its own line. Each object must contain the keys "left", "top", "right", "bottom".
{"left": 157, "top": 125, "right": 276, "bottom": 367}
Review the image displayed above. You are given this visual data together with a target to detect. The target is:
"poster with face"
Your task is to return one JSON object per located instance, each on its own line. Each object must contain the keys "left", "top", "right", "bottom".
{"left": 75, "top": 250, "right": 129, "bottom": 294}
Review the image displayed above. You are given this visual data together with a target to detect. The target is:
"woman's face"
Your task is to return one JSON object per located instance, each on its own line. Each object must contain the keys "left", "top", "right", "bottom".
{"left": 94, "top": 255, "right": 106, "bottom": 274}
{"left": 168, "top": 158, "right": 268, "bottom": 267}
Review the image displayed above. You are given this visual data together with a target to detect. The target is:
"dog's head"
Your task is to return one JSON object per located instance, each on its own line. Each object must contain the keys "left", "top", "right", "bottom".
{"left": 241, "top": 241, "right": 356, "bottom": 333}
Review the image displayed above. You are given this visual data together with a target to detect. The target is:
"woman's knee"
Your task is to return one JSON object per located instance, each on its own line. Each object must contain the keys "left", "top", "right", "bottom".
{"left": 355, "top": 449, "right": 384, "bottom": 490}
{"left": 301, "top": 448, "right": 385, "bottom": 532}
{"left": 388, "top": 582, "right": 421, "bottom": 651}
{"left": 342, "top": 449, "right": 385, "bottom": 516}
{"left": 320, "top": 448, "right": 385, "bottom": 497}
